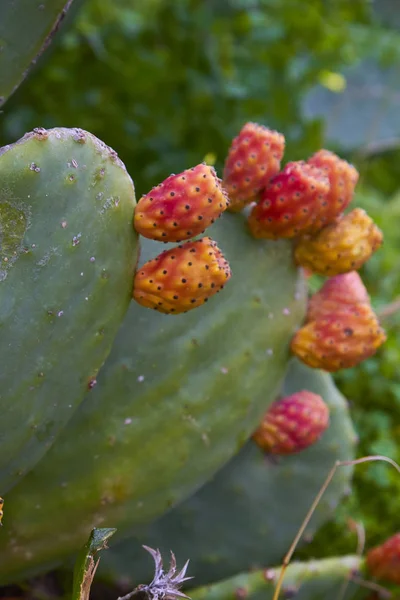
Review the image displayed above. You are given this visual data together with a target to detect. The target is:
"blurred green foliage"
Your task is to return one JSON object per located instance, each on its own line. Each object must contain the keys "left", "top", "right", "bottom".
{"left": 2, "top": 0, "right": 400, "bottom": 578}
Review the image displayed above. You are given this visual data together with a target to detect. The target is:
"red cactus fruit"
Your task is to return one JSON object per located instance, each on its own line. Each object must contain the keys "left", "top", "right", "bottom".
{"left": 248, "top": 161, "right": 330, "bottom": 239}
{"left": 223, "top": 122, "right": 285, "bottom": 213}
{"left": 307, "top": 272, "right": 370, "bottom": 322}
{"left": 134, "top": 164, "right": 230, "bottom": 242}
{"left": 133, "top": 237, "right": 231, "bottom": 314}
{"left": 252, "top": 391, "right": 330, "bottom": 455}
{"left": 308, "top": 149, "right": 359, "bottom": 227}
{"left": 366, "top": 533, "right": 400, "bottom": 585}
{"left": 294, "top": 208, "right": 383, "bottom": 276}
{"left": 291, "top": 304, "right": 386, "bottom": 372}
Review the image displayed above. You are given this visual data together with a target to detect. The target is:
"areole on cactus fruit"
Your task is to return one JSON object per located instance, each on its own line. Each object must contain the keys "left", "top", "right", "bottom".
{"left": 97, "top": 359, "right": 356, "bottom": 589}
{"left": 0, "top": 127, "right": 138, "bottom": 493}
{"left": 0, "top": 212, "right": 306, "bottom": 584}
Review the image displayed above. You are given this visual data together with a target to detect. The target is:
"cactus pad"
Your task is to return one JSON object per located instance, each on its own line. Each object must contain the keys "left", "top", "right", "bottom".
{"left": 0, "top": 212, "right": 306, "bottom": 583}
{"left": 97, "top": 359, "right": 357, "bottom": 587}
{"left": 0, "top": 127, "right": 138, "bottom": 492}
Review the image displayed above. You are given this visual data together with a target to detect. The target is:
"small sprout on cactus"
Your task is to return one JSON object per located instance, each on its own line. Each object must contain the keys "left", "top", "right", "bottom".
{"left": 118, "top": 546, "right": 193, "bottom": 600}
{"left": 294, "top": 208, "right": 383, "bottom": 276}
{"left": 306, "top": 272, "right": 370, "bottom": 322}
{"left": 247, "top": 161, "right": 330, "bottom": 239}
{"left": 252, "top": 391, "right": 330, "bottom": 455}
{"left": 223, "top": 122, "right": 285, "bottom": 212}
{"left": 291, "top": 303, "right": 386, "bottom": 372}
{"left": 307, "top": 149, "right": 359, "bottom": 228}
{"left": 133, "top": 237, "right": 231, "bottom": 314}
{"left": 134, "top": 164, "right": 230, "bottom": 242}
{"left": 271, "top": 455, "right": 400, "bottom": 600}
{"left": 72, "top": 527, "right": 117, "bottom": 600}
{"left": 366, "top": 532, "right": 400, "bottom": 585}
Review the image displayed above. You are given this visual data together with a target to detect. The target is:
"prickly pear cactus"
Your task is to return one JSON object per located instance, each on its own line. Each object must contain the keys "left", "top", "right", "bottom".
{"left": 0, "top": 211, "right": 306, "bottom": 584}
{"left": 0, "top": 127, "right": 138, "bottom": 492}
{"left": 97, "top": 359, "right": 357, "bottom": 587}
{"left": 190, "top": 556, "right": 366, "bottom": 600}
{"left": 0, "top": 0, "right": 81, "bottom": 107}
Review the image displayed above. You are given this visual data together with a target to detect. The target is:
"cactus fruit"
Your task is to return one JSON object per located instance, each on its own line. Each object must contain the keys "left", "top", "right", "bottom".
{"left": 308, "top": 149, "right": 359, "bottom": 226}
{"left": 0, "top": 1, "right": 78, "bottom": 107}
{"left": 291, "top": 304, "right": 386, "bottom": 372}
{"left": 97, "top": 359, "right": 356, "bottom": 588}
{"left": 223, "top": 123, "right": 285, "bottom": 213}
{"left": 133, "top": 237, "right": 231, "bottom": 314}
{"left": 248, "top": 162, "right": 330, "bottom": 239}
{"left": 366, "top": 533, "right": 400, "bottom": 585}
{"left": 134, "top": 164, "right": 230, "bottom": 242}
{"left": 252, "top": 391, "right": 330, "bottom": 455}
{"left": 0, "top": 213, "right": 307, "bottom": 584}
{"left": 0, "top": 127, "right": 138, "bottom": 492}
{"left": 294, "top": 208, "right": 383, "bottom": 276}
{"left": 307, "top": 272, "right": 370, "bottom": 322}
{"left": 189, "top": 556, "right": 364, "bottom": 600}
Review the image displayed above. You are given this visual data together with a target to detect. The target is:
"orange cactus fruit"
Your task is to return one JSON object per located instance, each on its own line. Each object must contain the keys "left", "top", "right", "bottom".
{"left": 307, "top": 272, "right": 370, "bottom": 322}
{"left": 294, "top": 208, "right": 383, "bottom": 276}
{"left": 133, "top": 237, "right": 231, "bottom": 314}
{"left": 223, "top": 122, "right": 285, "bottom": 213}
{"left": 366, "top": 533, "right": 400, "bottom": 585}
{"left": 134, "top": 164, "right": 230, "bottom": 242}
{"left": 291, "top": 304, "right": 386, "bottom": 372}
{"left": 252, "top": 391, "right": 330, "bottom": 455}
{"left": 248, "top": 161, "right": 330, "bottom": 239}
{"left": 308, "top": 149, "right": 359, "bottom": 227}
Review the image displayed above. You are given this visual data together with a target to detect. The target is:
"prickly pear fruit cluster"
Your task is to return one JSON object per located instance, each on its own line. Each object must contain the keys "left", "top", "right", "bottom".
{"left": 294, "top": 208, "right": 383, "bottom": 275}
{"left": 252, "top": 390, "right": 329, "bottom": 454}
{"left": 133, "top": 237, "right": 231, "bottom": 314}
{"left": 366, "top": 532, "right": 400, "bottom": 585}
{"left": 134, "top": 164, "right": 230, "bottom": 242}
{"left": 291, "top": 273, "right": 386, "bottom": 371}
{"left": 133, "top": 164, "right": 231, "bottom": 313}
{"left": 222, "top": 122, "right": 285, "bottom": 212}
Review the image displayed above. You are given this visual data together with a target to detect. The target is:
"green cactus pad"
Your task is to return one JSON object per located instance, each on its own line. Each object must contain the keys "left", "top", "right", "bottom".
{"left": 0, "top": 213, "right": 306, "bottom": 583}
{"left": 190, "top": 556, "right": 366, "bottom": 600}
{"left": 0, "top": 1, "right": 79, "bottom": 107}
{"left": 97, "top": 359, "right": 357, "bottom": 587}
{"left": 0, "top": 127, "right": 138, "bottom": 492}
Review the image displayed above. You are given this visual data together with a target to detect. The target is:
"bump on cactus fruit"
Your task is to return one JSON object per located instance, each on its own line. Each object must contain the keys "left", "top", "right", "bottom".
{"left": 0, "top": 127, "right": 138, "bottom": 492}
{"left": 134, "top": 164, "right": 230, "bottom": 242}
{"left": 0, "top": 214, "right": 307, "bottom": 584}
{"left": 307, "top": 272, "right": 370, "bottom": 322}
{"left": 308, "top": 149, "right": 359, "bottom": 227}
{"left": 223, "top": 122, "right": 285, "bottom": 212}
{"left": 252, "top": 390, "right": 330, "bottom": 455}
{"left": 248, "top": 161, "right": 330, "bottom": 239}
{"left": 133, "top": 237, "right": 231, "bottom": 314}
{"left": 291, "top": 304, "right": 386, "bottom": 372}
{"left": 98, "top": 359, "right": 356, "bottom": 588}
{"left": 294, "top": 208, "right": 383, "bottom": 276}
{"left": 366, "top": 533, "right": 400, "bottom": 585}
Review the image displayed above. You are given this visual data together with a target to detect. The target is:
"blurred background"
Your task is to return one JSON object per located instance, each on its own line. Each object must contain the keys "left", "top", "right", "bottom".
{"left": 2, "top": 0, "right": 400, "bottom": 560}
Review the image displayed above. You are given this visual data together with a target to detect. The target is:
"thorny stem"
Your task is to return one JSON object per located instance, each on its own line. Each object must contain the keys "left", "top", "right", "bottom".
{"left": 272, "top": 455, "right": 400, "bottom": 600}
